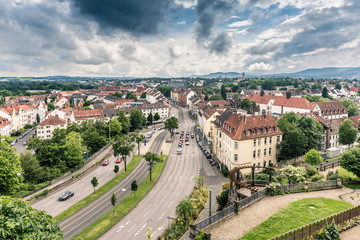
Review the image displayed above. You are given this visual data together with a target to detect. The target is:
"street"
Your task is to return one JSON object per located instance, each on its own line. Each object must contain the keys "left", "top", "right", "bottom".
{"left": 100, "top": 106, "right": 202, "bottom": 239}
{"left": 13, "top": 128, "right": 35, "bottom": 154}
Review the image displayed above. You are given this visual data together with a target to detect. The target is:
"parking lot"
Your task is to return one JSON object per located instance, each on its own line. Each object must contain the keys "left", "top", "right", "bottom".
{"left": 11, "top": 128, "right": 36, "bottom": 154}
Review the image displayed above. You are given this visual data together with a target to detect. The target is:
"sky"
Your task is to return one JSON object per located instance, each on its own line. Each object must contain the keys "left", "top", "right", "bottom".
{"left": 0, "top": 0, "right": 360, "bottom": 77}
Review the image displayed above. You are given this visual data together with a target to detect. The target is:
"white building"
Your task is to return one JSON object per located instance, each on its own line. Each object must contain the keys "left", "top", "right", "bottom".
{"left": 37, "top": 116, "right": 67, "bottom": 139}
{"left": 0, "top": 105, "right": 36, "bottom": 132}
{"left": 0, "top": 117, "right": 11, "bottom": 136}
{"left": 138, "top": 102, "right": 170, "bottom": 120}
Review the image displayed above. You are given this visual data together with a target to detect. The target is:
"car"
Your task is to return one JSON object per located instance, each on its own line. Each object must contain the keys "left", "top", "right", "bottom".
{"left": 177, "top": 148, "right": 182, "bottom": 155}
{"left": 102, "top": 159, "right": 110, "bottom": 166}
{"left": 206, "top": 154, "right": 212, "bottom": 159}
{"left": 59, "top": 191, "right": 74, "bottom": 201}
{"left": 176, "top": 131, "right": 180, "bottom": 134}
{"left": 178, "top": 144, "right": 182, "bottom": 148}
{"left": 116, "top": 157, "right": 122, "bottom": 163}
{"left": 179, "top": 139, "right": 184, "bottom": 143}
{"left": 9, "top": 142, "right": 15, "bottom": 147}
{"left": 23, "top": 141, "right": 27, "bottom": 146}
{"left": 203, "top": 150, "right": 209, "bottom": 155}
{"left": 191, "top": 134, "right": 194, "bottom": 139}
{"left": 147, "top": 134, "right": 152, "bottom": 139}
{"left": 211, "top": 161, "right": 218, "bottom": 167}
{"left": 186, "top": 141, "right": 190, "bottom": 145}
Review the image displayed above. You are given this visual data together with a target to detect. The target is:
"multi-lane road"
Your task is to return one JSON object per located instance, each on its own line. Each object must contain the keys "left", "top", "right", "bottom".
{"left": 100, "top": 106, "right": 202, "bottom": 239}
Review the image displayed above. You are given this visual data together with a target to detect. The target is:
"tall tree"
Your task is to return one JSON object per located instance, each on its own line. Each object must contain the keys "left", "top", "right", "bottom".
{"left": 36, "top": 113, "right": 40, "bottom": 123}
{"left": 340, "top": 147, "right": 360, "bottom": 179}
{"left": 0, "top": 196, "right": 62, "bottom": 239}
{"left": 112, "top": 135, "right": 135, "bottom": 172}
{"left": 154, "top": 112, "right": 160, "bottom": 121}
{"left": 204, "top": 94, "right": 209, "bottom": 102}
{"left": 63, "top": 132, "right": 87, "bottom": 169}
{"left": 132, "top": 129, "right": 145, "bottom": 155}
{"left": 147, "top": 113, "right": 153, "bottom": 125}
{"left": 157, "top": 86, "right": 174, "bottom": 97}
{"left": 221, "top": 85, "right": 227, "bottom": 100}
{"left": 114, "top": 165, "right": 119, "bottom": 179}
{"left": 304, "top": 149, "right": 323, "bottom": 166}
{"left": 340, "top": 99, "right": 360, "bottom": 117}
{"left": 335, "top": 82, "right": 342, "bottom": 90}
{"left": 118, "top": 110, "right": 130, "bottom": 133}
{"left": 126, "top": 92, "right": 137, "bottom": 101}
{"left": 297, "top": 116, "right": 323, "bottom": 151}
{"left": 322, "top": 87, "right": 329, "bottom": 98}
{"left": 111, "top": 193, "right": 117, "bottom": 215}
{"left": 131, "top": 180, "right": 138, "bottom": 197}
{"left": 260, "top": 89, "right": 265, "bottom": 96}
{"left": 19, "top": 152, "right": 43, "bottom": 184}
{"left": 109, "top": 118, "right": 122, "bottom": 138}
{"left": 176, "top": 199, "right": 193, "bottom": 221}
{"left": 0, "top": 137, "right": 23, "bottom": 194}
{"left": 280, "top": 129, "right": 307, "bottom": 160}
{"left": 140, "top": 92, "right": 146, "bottom": 98}
{"left": 339, "top": 119, "right": 358, "bottom": 147}
{"left": 91, "top": 177, "right": 98, "bottom": 194}
{"left": 129, "top": 109, "right": 146, "bottom": 131}
{"left": 144, "top": 152, "right": 161, "bottom": 181}
{"left": 164, "top": 116, "right": 179, "bottom": 138}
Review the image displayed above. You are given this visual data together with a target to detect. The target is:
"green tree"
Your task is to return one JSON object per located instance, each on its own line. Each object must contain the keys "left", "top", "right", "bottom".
{"left": 36, "top": 113, "right": 40, "bottom": 123}
{"left": 209, "top": 95, "right": 223, "bottom": 100}
{"left": 130, "top": 109, "right": 146, "bottom": 131}
{"left": 154, "top": 112, "right": 160, "bottom": 121}
{"left": 176, "top": 199, "right": 193, "bottom": 221}
{"left": 239, "top": 98, "right": 257, "bottom": 111}
{"left": 113, "top": 135, "right": 135, "bottom": 172}
{"left": 112, "top": 91, "right": 123, "bottom": 98}
{"left": 297, "top": 116, "right": 323, "bottom": 151}
{"left": 339, "top": 119, "right": 358, "bottom": 147}
{"left": 340, "top": 99, "right": 360, "bottom": 117}
{"left": 19, "top": 152, "right": 43, "bottom": 184}
{"left": 131, "top": 180, "right": 138, "bottom": 197}
{"left": 340, "top": 147, "right": 360, "bottom": 179}
{"left": 132, "top": 129, "right": 145, "bottom": 155}
{"left": 126, "top": 92, "right": 137, "bottom": 101}
{"left": 311, "top": 83, "right": 322, "bottom": 89}
{"left": 221, "top": 85, "right": 227, "bottom": 100}
{"left": 164, "top": 116, "right": 179, "bottom": 137}
{"left": 81, "top": 130, "right": 107, "bottom": 155}
{"left": 47, "top": 102, "right": 56, "bottom": 111}
{"left": 303, "top": 94, "right": 328, "bottom": 102}
{"left": 305, "top": 149, "right": 323, "bottom": 166}
{"left": 277, "top": 112, "right": 298, "bottom": 134}
{"left": 109, "top": 118, "right": 122, "bottom": 138}
{"left": 147, "top": 113, "right": 153, "bottom": 125}
{"left": 63, "top": 132, "right": 87, "bottom": 169}
{"left": 157, "top": 85, "right": 174, "bottom": 97}
{"left": 84, "top": 99, "right": 95, "bottom": 107}
{"left": 91, "top": 176, "right": 98, "bottom": 194}
{"left": 0, "top": 137, "right": 23, "bottom": 194}
{"left": 118, "top": 110, "right": 130, "bottom": 133}
{"left": 111, "top": 193, "right": 117, "bottom": 215}
{"left": 114, "top": 165, "right": 119, "bottom": 179}
{"left": 0, "top": 196, "right": 62, "bottom": 239}
{"left": 216, "top": 189, "right": 230, "bottom": 211}
{"left": 144, "top": 152, "right": 161, "bottom": 181}
{"left": 335, "top": 82, "right": 342, "bottom": 90}
{"left": 280, "top": 129, "right": 307, "bottom": 159}
{"left": 204, "top": 94, "right": 209, "bottom": 102}
{"left": 140, "top": 92, "right": 146, "bottom": 98}
{"left": 322, "top": 87, "right": 329, "bottom": 98}
{"left": 260, "top": 80, "right": 276, "bottom": 90}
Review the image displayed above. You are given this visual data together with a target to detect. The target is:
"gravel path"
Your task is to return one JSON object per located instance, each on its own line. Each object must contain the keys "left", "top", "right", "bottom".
{"left": 208, "top": 188, "right": 354, "bottom": 240}
{"left": 341, "top": 225, "right": 360, "bottom": 240}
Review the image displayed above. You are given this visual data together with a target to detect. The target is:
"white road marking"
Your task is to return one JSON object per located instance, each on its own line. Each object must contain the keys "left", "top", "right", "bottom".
{"left": 122, "top": 188, "right": 126, "bottom": 191}
{"left": 134, "top": 223, "right": 147, "bottom": 236}
{"left": 128, "top": 224, "right": 136, "bottom": 233}
{"left": 153, "top": 225, "right": 163, "bottom": 236}
{"left": 179, "top": 176, "right": 182, "bottom": 181}
{"left": 168, "top": 175, "right": 172, "bottom": 181}
{"left": 144, "top": 210, "right": 150, "bottom": 217}
{"left": 168, "top": 200, "right": 174, "bottom": 207}
{"left": 154, "top": 199, "right": 159, "bottom": 205}
{"left": 117, "top": 220, "right": 131, "bottom": 232}
{"left": 159, "top": 212, "right": 165, "bottom": 220}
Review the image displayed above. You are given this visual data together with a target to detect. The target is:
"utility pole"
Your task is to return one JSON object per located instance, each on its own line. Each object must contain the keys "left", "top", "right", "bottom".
{"left": 209, "top": 190, "right": 212, "bottom": 217}
{"left": 109, "top": 121, "right": 111, "bottom": 141}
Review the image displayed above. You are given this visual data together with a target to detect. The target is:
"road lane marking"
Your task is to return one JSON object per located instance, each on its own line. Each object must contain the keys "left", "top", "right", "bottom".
{"left": 134, "top": 223, "right": 147, "bottom": 236}
{"left": 159, "top": 212, "right": 165, "bottom": 220}
{"left": 154, "top": 199, "right": 159, "bottom": 205}
{"left": 128, "top": 224, "right": 136, "bottom": 233}
{"left": 117, "top": 220, "right": 131, "bottom": 232}
{"left": 176, "top": 191, "right": 180, "bottom": 196}
{"left": 153, "top": 225, "right": 164, "bottom": 236}
{"left": 168, "top": 200, "right": 174, "bottom": 207}
{"left": 144, "top": 210, "right": 150, "bottom": 217}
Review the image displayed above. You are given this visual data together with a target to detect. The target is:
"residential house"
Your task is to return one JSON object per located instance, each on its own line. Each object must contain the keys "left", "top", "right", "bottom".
{"left": 0, "top": 117, "right": 11, "bottom": 136}
{"left": 138, "top": 102, "right": 170, "bottom": 120}
{"left": 0, "top": 105, "right": 36, "bottom": 132}
{"left": 73, "top": 109, "right": 103, "bottom": 124}
{"left": 311, "top": 101, "right": 348, "bottom": 120}
{"left": 37, "top": 116, "right": 67, "bottom": 139}
{"left": 179, "top": 90, "right": 196, "bottom": 107}
{"left": 54, "top": 96, "right": 69, "bottom": 109}
{"left": 103, "top": 109, "right": 120, "bottom": 122}
{"left": 209, "top": 100, "right": 231, "bottom": 111}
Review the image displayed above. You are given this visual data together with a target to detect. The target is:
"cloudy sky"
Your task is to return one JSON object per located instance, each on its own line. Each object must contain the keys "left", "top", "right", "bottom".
{"left": 1, "top": 0, "right": 359, "bottom": 77}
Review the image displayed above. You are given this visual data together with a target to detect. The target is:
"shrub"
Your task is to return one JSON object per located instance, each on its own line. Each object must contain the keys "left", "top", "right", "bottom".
{"left": 35, "top": 189, "right": 49, "bottom": 198}
{"left": 305, "top": 167, "right": 318, "bottom": 178}
{"left": 315, "top": 221, "right": 340, "bottom": 240}
{"left": 326, "top": 171, "right": 339, "bottom": 180}
{"left": 311, "top": 174, "right": 324, "bottom": 182}
{"left": 337, "top": 168, "right": 360, "bottom": 184}
{"left": 216, "top": 189, "right": 230, "bottom": 211}
{"left": 255, "top": 174, "right": 270, "bottom": 181}
{"left": 280, "top": 165, "right": 306, "bottom": 184}
{"left": 195, "top": 230, "right": 206, "bottom": 240}
{"left": 72, "top": 173, "right": 81, "bottom": 178}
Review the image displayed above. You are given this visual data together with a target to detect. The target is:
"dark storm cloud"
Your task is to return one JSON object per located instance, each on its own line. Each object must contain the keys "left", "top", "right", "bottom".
{"left": 208, "top": 32, "right": 231, "bottom": 54}
{"left": 71, "top": 0, "right": 172, "bottom": 35}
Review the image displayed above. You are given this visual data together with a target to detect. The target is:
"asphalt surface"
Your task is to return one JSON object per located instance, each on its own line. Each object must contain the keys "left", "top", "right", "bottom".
{"left": 13, "top": 128, "right": 35, "bottom": 154}
{"left": 60, "top": 130, "right": 168, "bottom": 239}
{"left": 100, "top": 106, "right": 202, "bottom": 240}
{"left": 31, "top": 129, "right": 162, "bottom": 217}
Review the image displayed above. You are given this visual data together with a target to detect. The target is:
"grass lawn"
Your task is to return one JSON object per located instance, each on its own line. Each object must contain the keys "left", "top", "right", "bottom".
{"left": 73, "top": 155, "right": 168, "bottom": 240}
{"left": 239, "top": 198, "right": 352, "bottom": 240}
{"left": 55, "top": 155, "right": 143, "bottom": 222}
{"left": 344, "top": 184, "right": 360, "bottom": 189}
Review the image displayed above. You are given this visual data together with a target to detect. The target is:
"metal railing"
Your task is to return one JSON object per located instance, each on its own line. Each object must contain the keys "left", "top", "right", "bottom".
{"left": 195, "top": 204, "right": 236, "bottom": 230}
{"left": 276, "top": 180, "right": 338, "bottom": 192}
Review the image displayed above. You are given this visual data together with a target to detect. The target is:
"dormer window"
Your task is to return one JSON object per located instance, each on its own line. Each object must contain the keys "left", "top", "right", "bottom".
{"left": 246, "top": 131, "right": 250, "bottom": 136}
{"left": 257, "top": 129, "right": 260, "bottom": 135}
{"left": 275, "top": 127, "right": 278, "bottom": 132}
{"left": 268, "top": 128, "right": 271, "bottom": 133}
{"left": 263, "top": 129, "right": 266, "bottom": 134}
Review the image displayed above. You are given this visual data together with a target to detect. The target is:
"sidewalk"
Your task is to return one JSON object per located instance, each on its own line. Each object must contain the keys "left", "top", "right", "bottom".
{"left": 24, "top": 124, "right": 162, "bottom": 201}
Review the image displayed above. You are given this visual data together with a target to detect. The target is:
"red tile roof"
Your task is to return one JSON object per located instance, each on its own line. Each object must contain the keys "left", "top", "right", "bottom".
{"left": 349, "top": 87, "right": 359, "bottom": 92}
{"left": 246, "top": 94, "right": 312, "bottom": 110}
{"left": 40, "top": 116, "right": 66, "bottom": 126}
{"left": 73, "top": 109, "right": 103, "bottom": 121}
{"left": 0, "top": 116, "right": 10, "bottom": 128}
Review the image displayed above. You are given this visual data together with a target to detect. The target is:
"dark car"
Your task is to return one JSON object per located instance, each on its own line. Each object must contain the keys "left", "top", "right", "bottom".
{"left": 59, "top": 191, "right": 74, "bottom": 201}
{"left": 206, "top": 154, "right": 212, "bottom": 159}
{"left": 203, "top": 150, "right": 209, "bottom": 155}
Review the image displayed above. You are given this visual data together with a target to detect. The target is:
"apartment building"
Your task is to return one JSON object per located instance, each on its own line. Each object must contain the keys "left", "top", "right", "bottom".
{"left": 138, "top": 102, "right": 170, "bottom": 120}
{"left": 0, "top": 117, "right": 11, "bottom": 136}
{"left": 214, "top": 113, "right": 282, "bottom": 172}
{"left": 311, "top": 101, "right": 348, "bottom": 120}
{"left": 73, "top": 109, "right": 103, "bottom": 124}
{"left": 37, "top": 116, "right": 67, "bottom": 139}
{"left": 0, "top": 105, "right": 36, "bottom": 132}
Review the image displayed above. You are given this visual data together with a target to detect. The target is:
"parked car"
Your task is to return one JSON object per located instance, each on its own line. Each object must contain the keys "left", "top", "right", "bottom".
{"left": 59, "top": 191, "right": 74, "bottom": 201}
{"left": 177, "top": 148, "right": 182, "bottom": 155}
{"left": 186, "top": 141, "right": 190, "bottom": 145}
{"left": 23, "top": 141, "right": 27, "bottom": 146}
{"left": 203, "top": 150, "right": 209, "bottom": 155}
{"left": 116, "top": 157, "right": 122, "bottom": 163}
{"left": 206, "top": 154, "right": 211, "bottom": 159}
{"left": 191, "top": 133, "right": 194, "bottom": 139}
{"left": 102, "top": 159, "right": 110, "bottom": 166}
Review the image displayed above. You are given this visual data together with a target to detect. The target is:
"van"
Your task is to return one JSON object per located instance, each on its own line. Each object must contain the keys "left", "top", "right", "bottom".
{"left": 177, "top": 148, "right": 182, "bottom": 155}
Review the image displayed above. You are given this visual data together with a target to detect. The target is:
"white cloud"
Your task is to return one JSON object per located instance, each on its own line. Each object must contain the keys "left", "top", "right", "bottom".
{"left": 174, "top": 0, "right": 197, "bottom": 8}
{"left": 177, "top": 21, "right": 186, "bottom": 25}
{"left": 248, "top": 62, "right": 273, "bottom": 71}
{"left": 228, "top": 20, "right": 251, "bottom": 28}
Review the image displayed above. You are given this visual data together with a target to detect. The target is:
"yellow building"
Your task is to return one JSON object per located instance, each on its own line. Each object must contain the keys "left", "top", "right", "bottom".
{"left": 213, "top": 112, "right": 282, "bottom": 173}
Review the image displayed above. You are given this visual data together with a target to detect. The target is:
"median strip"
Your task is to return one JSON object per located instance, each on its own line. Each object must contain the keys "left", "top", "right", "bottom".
{"left": 55, "top": 155, "right": 143, "bottom": 222}
{"left": 72, "top": 154, "right": 168, "bottom": 240}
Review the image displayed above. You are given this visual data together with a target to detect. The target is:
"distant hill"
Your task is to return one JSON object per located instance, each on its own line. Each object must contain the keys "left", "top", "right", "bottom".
{"left": 191, "top": 67, "right": 360, "bottom": 79}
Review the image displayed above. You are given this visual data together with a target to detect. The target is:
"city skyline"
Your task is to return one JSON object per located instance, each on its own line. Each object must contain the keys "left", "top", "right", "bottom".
{"left": 1, "top": 0, "right": 360, "bottom": 77}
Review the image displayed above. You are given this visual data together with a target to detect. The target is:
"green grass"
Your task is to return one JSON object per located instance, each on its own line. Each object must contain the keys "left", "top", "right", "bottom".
{"left": 14, "top": 181, "right": 52, "bottom": 198}
{"left": 239, "top": 198, "right": 352, "bottom": 240}
{"left": 72, "top": 155, "right": 168, "bottom": 240}
{"left": 344, "top": 184, "right": 360, "bottom": 189}
{"left": 54, "top": 155, "right": 143, "bottom": 222}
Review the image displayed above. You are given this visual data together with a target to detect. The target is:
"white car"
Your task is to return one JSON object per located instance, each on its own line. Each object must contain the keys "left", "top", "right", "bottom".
{"left": 177, "top": 148, "right": 182, "bottom": 155}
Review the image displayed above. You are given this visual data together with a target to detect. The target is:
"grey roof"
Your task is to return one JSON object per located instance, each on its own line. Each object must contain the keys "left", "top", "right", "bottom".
{"left": 213, "top": 109, "right": 234, "bottom": 128}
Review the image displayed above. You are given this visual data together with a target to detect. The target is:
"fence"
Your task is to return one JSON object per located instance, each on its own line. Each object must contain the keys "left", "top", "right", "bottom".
{"left": 270, "top": 205, "right": 360, "bottom": 240}
{"left": 275, "top": 180, "right": 339, "bottom": 193}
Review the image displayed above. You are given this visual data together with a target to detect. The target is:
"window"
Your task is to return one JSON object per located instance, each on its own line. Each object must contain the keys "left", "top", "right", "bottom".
{"left": 258, "top": 138, "right": 261, "bottom": 146}
{"left": 263, "top": 161, "right": 266, "bottom": 167}
{"left": 235, "top": 141, "right": 238, "bottom": 149}
{"left": 257, "top": 129, "right": 260, "bottom": 135}
{"left": 234, "top": 154, "right": 238, "bottom": 161}
{"left": 270, "top": 137, "right": 272, "bottom": 144}
{"left": 263, "top": 128, "right": 266, "bottom": 134}
{"left": 257, "top": 162, "right": 261, "bottom": 167}
{"left": 264, "top": 148, "right": 267, "bottom": 156}
{"left": 254, "top": 139, "right": 256, "bottom": 147}
{"left": 258, "top": 150, "right": 260, "bottom": 157}
{"left": 264, "top": 137, "right": 267, "bottom": 144}
{"left": 275, "top": 127, "right": 278, "bottom": 132}
{"left": 268, "top": 128, "right": 271, "bottom": 133}
{"left": 277, "top": 136, "right": 280, "bottom": 143}
{"left": 269, "top": 147, "right": 272, "bottom": 155}
{"left": 246, "top": 131, "right": 250, "bottom": 136}
{"left": 253, "top": 151, "right": 256, "bottom": 158}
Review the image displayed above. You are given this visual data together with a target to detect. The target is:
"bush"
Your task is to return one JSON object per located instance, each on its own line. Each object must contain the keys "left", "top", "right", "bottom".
{"left": 311, "top": 174, "right": 324, "bottom": 182}
{"left": 315, "top": 221, "right": 340, "bottom": 240}
{"left": 72, "top": 173, "right": 81, "bottom": 178}
{"left": 255, "top": 174, "right": 270, "bottom": 181}
{"left": 326, "top": 171, "right": 339, "bottom": 180}
{"left": 35, "top": 189, "right": 49, "bottom": 198}
{"left": 305, "top": 167, "right": 318, "bottom": 178}
{"left": 337, "top": 168, "right": 360, "bottom": 184}
{"left": 220, "top": 164, "right": 229, "bottom": 177}
{"left": 216, "top": 189, "right": 230, "bottom": 211}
